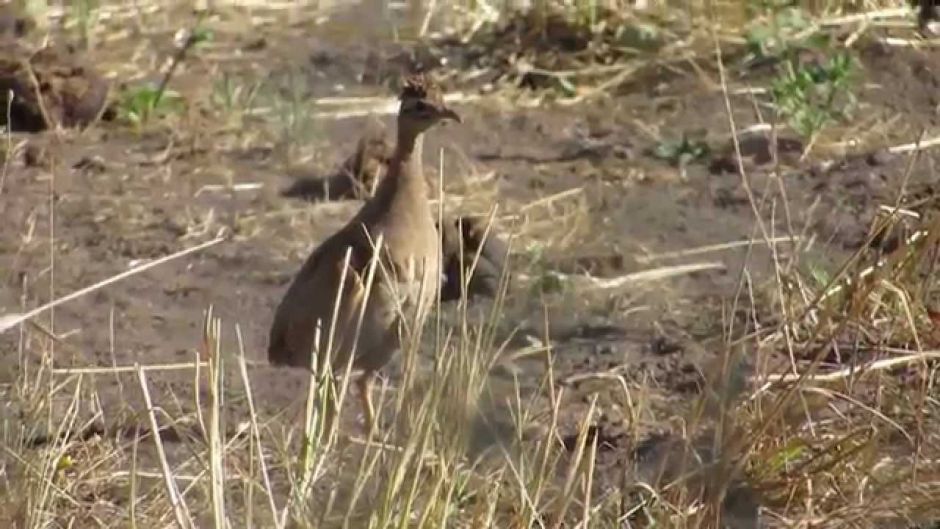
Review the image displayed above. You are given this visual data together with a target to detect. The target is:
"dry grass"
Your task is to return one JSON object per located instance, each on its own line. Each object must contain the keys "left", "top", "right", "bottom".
{"left": 1, "top": 0, "right": 939, "bottom": 528}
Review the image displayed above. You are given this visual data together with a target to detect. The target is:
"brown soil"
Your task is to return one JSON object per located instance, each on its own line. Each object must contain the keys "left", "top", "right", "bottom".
{"left": 1, "top": 3, "right": 939, "bottom": 524}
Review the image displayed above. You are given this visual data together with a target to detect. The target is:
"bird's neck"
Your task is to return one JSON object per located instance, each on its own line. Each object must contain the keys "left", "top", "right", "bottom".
{"left": 382, "top": 127, "right": 425, "bottom": 190}
{"left": 392, "top": 127, "right": 423, "bottom": 171}
{"left": 363, "top": 127, "right": 428, "bottom": 220}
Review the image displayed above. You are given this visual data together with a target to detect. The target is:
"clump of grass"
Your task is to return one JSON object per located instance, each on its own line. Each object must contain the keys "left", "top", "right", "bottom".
{"left": 210, "top": 74, "right": 264, "bottom": 128}
{"left": 115, "top": 85, "right": 186, "bottom": 129}
{"left": 258, "top": 69, "right": 323, "bottom": 167}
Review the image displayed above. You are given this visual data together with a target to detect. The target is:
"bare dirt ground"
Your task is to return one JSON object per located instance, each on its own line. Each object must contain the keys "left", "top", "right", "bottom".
{"left": 2, "top": 2, "right": 940, "bottom": 526}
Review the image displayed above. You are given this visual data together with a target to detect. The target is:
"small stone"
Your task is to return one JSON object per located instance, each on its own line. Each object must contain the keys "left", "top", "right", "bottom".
{"left": 73, "top": 155, "right": 107, "bottom": 173}
{"left": 866, "top": 150, "right": 894, "bottom": 166}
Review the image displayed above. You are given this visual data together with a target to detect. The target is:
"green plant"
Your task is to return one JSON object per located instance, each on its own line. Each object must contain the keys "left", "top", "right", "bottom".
{"left": 211, "top": 74, "right": 264, "bottom": 126}
{"left": 743, "top": 4, "right": 833, "bottom": 63}
{"left": 771, "top": 51, "right": 856, "bottom": 139}
{"left": 652, "top": 132, "right": 710, "bottom": 166}
{"left": 615, "top": 22, "right": 663, "bottom": 52}
{"left": 261, "top": 70, "right": 320, "bottom": 166}
{"left": 114, "top": 23, "right": 212, "bottom": 130}
{"left": 740, "top": 2, "right": 857, "bottom": 140}
{"left": 116, "top": 85, "right": 186, "bottom": 129}
{"left": 521, "top": 242, "right": 568, "bottom": 296}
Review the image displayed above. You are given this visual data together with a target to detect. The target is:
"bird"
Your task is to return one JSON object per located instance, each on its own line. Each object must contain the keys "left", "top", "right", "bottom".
{"left": 268, "top": 73, "right": 461, "bottom": 428}
{"left": 0, "top": 41, "right": 109, "bottom": 132}
{"left": 438, "top": 215, "right": 509, "bottom": 302}
{"left": 281, "top": 120, "right": 392, "bottom": 202}
{"left": 280, "top": 127, "right": 509, "bottom": 303}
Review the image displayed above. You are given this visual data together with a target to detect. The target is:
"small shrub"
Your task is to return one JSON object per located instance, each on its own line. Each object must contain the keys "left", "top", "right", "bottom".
{"left": 771, "top": 52, "right": 856, "bottom": 139}
{"left": 743, "top": 3, "right": 857, "bottom": 140}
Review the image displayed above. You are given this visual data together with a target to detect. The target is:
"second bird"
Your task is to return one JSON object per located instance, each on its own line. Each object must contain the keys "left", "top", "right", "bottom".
{"left": 267, "top": 74, "right": 461, "bottom": 427}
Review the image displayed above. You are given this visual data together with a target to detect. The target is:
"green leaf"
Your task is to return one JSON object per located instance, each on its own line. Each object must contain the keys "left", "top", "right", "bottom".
{"left": 191, "top": 27, "right": 214, "bottom": 46}
{"left": 766, "top": 439, "right": 807, "bottom": 472}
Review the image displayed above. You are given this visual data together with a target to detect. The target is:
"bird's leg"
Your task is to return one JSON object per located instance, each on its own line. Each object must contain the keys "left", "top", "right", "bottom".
{"left": 357, "top": 371, "right": 377, "bottom": 431}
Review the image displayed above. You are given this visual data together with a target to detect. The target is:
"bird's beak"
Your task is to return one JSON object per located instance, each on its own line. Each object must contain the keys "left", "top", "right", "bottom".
{"left": 439, "top": 106, "right": 462, "bottom": 123}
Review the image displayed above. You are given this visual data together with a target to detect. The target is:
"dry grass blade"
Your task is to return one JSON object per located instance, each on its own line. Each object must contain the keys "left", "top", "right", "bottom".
{"left": 235, "top": 325, "right": 282, "bottom": 529}
{"left": 550, "top": 395, "right": 597, "bottom": 529}
{"left": 136, "top": 366, "right": 193, "bottom": 529}
{"left": 51, "top": 361, "right": 210, "bottom": 375}
{"left": 0, "top": 237, "right": 225, "bottom": 333}
{"left": 203, "top": 306, "right": 226, "bottom": 529}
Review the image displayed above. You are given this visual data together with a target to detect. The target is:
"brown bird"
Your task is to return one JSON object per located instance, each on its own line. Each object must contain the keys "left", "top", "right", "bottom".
{"left": 268, "top": 74, "right": 461, "bottom": 427}
{"left": 0, "top": 42, "right": 109, "bottom": 132}
{"left": 280, "top": 127, "right": 509, "bottom": 303}
{"left": 281, "top": 120, "right": 392, "bottom": 202}
{"left": 438, "top": 215, "right": 509, "bottom": 302}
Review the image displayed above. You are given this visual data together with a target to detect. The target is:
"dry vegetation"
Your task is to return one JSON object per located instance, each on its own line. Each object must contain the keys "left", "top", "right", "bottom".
{"left": 1, "top": 0, "right": 940, "bottom": 528}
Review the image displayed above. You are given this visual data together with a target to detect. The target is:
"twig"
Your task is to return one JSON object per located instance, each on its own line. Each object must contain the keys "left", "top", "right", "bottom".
{"left": 52, "top": 361, "right": 208, "bottom": 375}
{"left": 519, "top": 187, "right": 584, "bottom": 213}
{"left": 155, "top": 18, "right": 207, "bottom": 108}
{"left": 585, "top": 262, "right": 726, "bottom": 290}
{"left": 877, "top": 37, "right": 940, "bottom": 48}
{"left": 816, "top": 7, "right": 913, "bottom": 27}
{"left": 194, "top": 183, "right": 263, "bottom": 196}
{"left": 636, "top": 236, "right": 801, "bottom": 264}
{"left": 877, "top": 204, "right": 920, "bottom": 218}
{"left": 754, "top": 351, "right": 940, "bottom": 387}
{"left": 888, "top": 135, "right": 940, "bottom": 154}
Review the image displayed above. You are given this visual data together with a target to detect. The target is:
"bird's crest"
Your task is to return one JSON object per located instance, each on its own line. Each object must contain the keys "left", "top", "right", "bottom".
{"left": 399, "top": 73, "right": 440, "bottom": 100}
